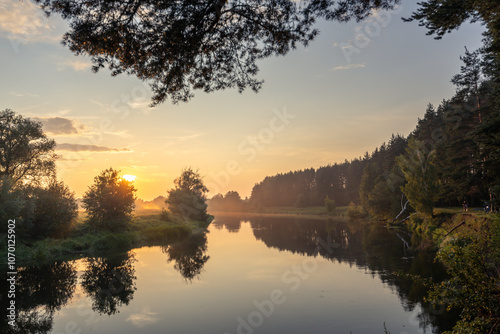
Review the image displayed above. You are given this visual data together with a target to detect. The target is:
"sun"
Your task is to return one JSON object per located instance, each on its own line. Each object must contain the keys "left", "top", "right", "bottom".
{"left": 122, "top": 174, "right": 137, "bottom": 182}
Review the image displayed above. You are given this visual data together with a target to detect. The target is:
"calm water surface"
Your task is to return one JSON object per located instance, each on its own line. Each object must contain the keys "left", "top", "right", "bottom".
{"left": 11, "top": 215, "right": 458, "bottom": 333}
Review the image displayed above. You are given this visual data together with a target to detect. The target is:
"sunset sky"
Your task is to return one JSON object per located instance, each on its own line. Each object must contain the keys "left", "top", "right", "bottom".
{"left": 0, "top": 0, "right": 485, "bottom": 200}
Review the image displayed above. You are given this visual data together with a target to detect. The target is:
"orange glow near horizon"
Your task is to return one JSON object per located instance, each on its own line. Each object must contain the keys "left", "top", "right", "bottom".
{"left": 122, "top": 174, "right": 137, "bottom": 182}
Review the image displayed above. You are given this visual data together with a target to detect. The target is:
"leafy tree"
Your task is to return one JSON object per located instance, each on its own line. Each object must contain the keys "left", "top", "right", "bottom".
{"left": 397, "top": 138, "right": 440, "bottom": 217}
{"left": 0, "top": 109, "right": 56, "bottom": 185}
{"left": 33, "top": 0, "right": 500, "bottom": 106}
{"left": 82, "top": 168, "right": 137, "bottom": 231}
{"left": 451, "top": 47, "right": 486, "bottom": 111}
{"left": 427, "top": 220, "right": 500, "bottom": 333}
{"left": 224, "top": 191, "right": 245, "bottom": 211}
{"left": 476, "top": 113, "right": 500, "bottom": 208}
{"left": 358, "top": 135, "right": 407, "bottom": 219}
{"left": 31, "top": 180, "right": 78, "bottom": 238}
{"left": 0, "top": 177, "right": 27, "bottom": 233}
{"left": 324, "top": 195, "right": 336, "bottom": 213}
{"left": 404, "top": 0, "right": 500, "bottom": 61}
{"left": 166, "top": 167, "right": 209, "bottom": 221}
{"left": 34, "top": 0, "right": 402, "bottom": 105}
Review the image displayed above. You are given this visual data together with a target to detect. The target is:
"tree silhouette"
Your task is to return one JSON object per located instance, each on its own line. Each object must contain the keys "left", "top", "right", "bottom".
{"left": 166, "top": 167, "right": 209, "bottom": 221}
{"left": 83, "top": 168, "right": 137, "bottom": 231}
{"left": 34, "top": 0, "right": 403, "bottom": 105}
{"left": 404, "top": 0, "right": 500, "bottom": 59}
{"left": 0, "top": 109, "right": 56, "bottom": 185}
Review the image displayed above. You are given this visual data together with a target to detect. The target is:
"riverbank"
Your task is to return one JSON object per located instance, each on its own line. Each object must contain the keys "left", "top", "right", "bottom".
{"left": 401, "top": 207, "right": 496, "bottom": 250}
{"left": 210, "top": 205, "right": 351, "bottom": 218}
{"left": 1, "top": 210, "right": 212, "bottom": 266}
{"left": 407, "top": 209, "right": 500, "bottom": 333}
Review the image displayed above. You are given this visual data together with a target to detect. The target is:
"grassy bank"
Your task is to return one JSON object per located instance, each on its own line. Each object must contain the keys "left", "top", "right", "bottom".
{"left": 403, "top": 207, "right": 496, "bottom": 249}
{"left": 1, "top": 209, "right": 212, "bottom": 266}
{"left": 403, "top": 208, "right": 500, "bottom": 333}
{"left": 211, "top": 205, "right": 351, "bottom": 217}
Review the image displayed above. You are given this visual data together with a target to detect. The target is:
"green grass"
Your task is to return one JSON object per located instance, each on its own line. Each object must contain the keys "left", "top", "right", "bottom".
{"left": 0, "top": 209, "right": 211, "bottom": 266}
{"left": 406, "top": 208, "right": 499, "bottom": 249}
{"left": 253, "top": 206, "right": 349, "bottom": 217}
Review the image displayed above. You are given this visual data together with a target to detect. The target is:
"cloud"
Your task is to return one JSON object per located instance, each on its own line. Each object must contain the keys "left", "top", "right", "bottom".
{"left": 33, "top": 117, "right": 83, "bottom": 135}
{"left": 331, "top": 63, "right": 366, "bottom": 71}
{"left": 0, "top": 0, "right": 60, "bottom": 44}
{"left": 57, "top": 156, "right": 90, "bottom": 162}
{"left": 56, "top": 143, "right": 131, "bottom": 152}
{"left": 57, "top": 59, "right": 92, "bottom": 72}
{"left": 8, "top": 91, "right": 39, "bottom": 98}
{"left": 126, "top": 308, "right": 159, "bottom": 328}
{"left": 127, "top": 97, "right": 151, "bottom": 110}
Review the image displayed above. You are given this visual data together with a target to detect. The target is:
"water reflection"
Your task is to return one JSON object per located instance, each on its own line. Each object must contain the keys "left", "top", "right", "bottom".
{"left": 161, "top": 232, "right": 210, "bottom": 282}
{"left": 3, "top": 216, "right": 460, "bottom": 333}
{"left": 211, "top": 215, "right": 242, "bottom": 233}
{"left": 0, "top": 261, "right": 77, "bottom": 333}
{"left": 81, "top": 252, "right": 137, "bottom": 316}
{"left": 212, "top": 215, "right": 457, "bottom": 332}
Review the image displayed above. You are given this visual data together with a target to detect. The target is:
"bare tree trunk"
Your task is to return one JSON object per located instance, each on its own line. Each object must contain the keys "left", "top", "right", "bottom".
{"left": 391, "top": 198, "right": 409, "bottom": 224}
{"left": 445, "top": 221, "right": 466, "bottom": 237}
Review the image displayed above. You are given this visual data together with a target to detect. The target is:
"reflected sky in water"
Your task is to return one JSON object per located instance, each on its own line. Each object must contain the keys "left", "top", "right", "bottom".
{"left": 42, "top": 215, "right": 452, "bottom": 334}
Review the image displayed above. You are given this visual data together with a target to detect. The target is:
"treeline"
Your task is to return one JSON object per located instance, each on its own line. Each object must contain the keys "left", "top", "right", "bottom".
{"left": 0, "top": 109, "right": 210, "bottom": 240}
{"left": 245, "top": 133, "right": 407, "bottom": 217}
{"left": 212, "top": 47, "right": 499, "bottom": 220}
{"left": 249, "top": 134, "right": 407, "bottom": 210}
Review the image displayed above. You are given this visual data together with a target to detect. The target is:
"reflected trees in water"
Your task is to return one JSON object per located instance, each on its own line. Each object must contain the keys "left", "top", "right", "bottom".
{"left": 81, "top": 252, "right": 137, "bottom": 316}
{"left": 242, "top": 216, "right": 457, "bottom": 332}
{"left": 211, "top": 216, "right": 242, "bottom": 233}
{"left": 0, "top": 261, "right": 77, "bottom": 333}
{"left": 162, "top": 232, "right": 210, "bottom": 282}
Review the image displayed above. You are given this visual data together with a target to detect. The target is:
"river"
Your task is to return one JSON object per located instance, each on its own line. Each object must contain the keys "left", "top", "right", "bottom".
{"left": 6, "top": 214, "right": 458, "bottom": 333}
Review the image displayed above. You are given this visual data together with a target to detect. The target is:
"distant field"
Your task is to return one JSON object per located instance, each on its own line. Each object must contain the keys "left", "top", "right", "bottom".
{"left": 249, "top": 206, "right": 349, "bottom": 217}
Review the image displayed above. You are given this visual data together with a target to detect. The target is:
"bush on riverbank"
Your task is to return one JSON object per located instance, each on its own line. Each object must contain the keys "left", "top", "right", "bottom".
{"left": 0, "top": 209, "right": 210, "bottom": 266}
{"left": 426, "top": 215, "right": 500, "bottom": 333}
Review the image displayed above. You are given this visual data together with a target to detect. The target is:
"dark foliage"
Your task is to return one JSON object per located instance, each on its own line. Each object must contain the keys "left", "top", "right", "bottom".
{"left": 166, "top": 167, "right": 210, "bottom": 221}
{"left": 83, "top": 168, "right": 137, "bottom": 231}
{"left": 34, "top": 0, "right": 402, "bottom": 105}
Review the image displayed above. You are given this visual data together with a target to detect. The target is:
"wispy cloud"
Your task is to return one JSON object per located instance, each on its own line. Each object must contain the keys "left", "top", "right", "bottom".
{"left": 57, "top": 59, "right": 92, "bottom": 72}
{"left": 0, "top": 1, "right": 60, "bottom": 44}
{"left": 331, "top": 63, "right": 366, "bottom": 71}
{"left": 33, "top": 117, "right": 84, "bottom": 135}
{"left": 8, "top": 91, "right": 40, "bottom": 98}
{"left": 56, "top": 143, "right": 132, "bottom": 152}
{"left": 127, "top": 97, "right": 151, "bottom": 110}
{"left": 57, "top": 156, "right": 90, "bottom": 162}
{"left": 126, "top": 307, "right": 159, "bottom": 328}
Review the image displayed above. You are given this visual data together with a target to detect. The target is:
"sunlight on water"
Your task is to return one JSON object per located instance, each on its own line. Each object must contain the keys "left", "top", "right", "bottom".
{"left": 46, "top": 215, "right": 449, "bottom": 334}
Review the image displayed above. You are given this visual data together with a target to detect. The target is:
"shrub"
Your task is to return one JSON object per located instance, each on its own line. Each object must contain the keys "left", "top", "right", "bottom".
{"left": 31, "top": 180, "right": 78, "bottom": 238}
{"left": 347, "top": 202, "right": 367, "bottom": 218}
{"left": 324, "top": 195, "right": 336, "bottom": 213}
{"left": 166, "top": 168, "right": 209, "bottom": 221}
{"left": 91, "top": 233, "right": 136, "bottom": 251}
{"left": 159, "top": 208, "right": 171, "bottom": 221}
{"left": 142, "top": 225, "right": 190, "bottom": 243}
{"left": 83, "top": 168, "right": 136, "bottom": 232}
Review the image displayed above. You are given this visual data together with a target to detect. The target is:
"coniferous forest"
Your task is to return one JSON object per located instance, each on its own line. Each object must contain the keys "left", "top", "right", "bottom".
{"left": 211, "top": 47, "right": 499, "bottom": 222}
